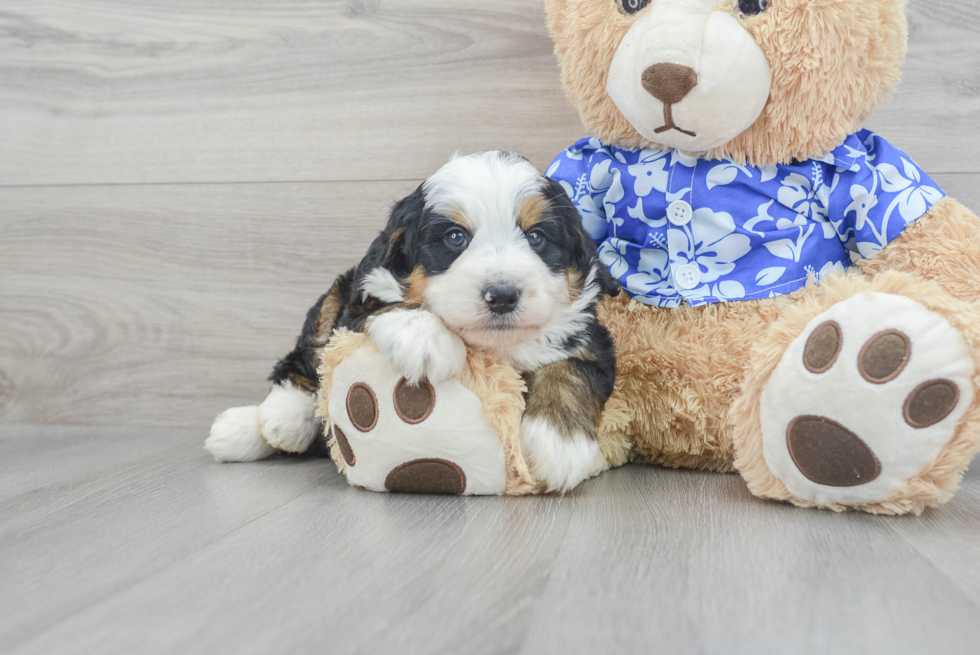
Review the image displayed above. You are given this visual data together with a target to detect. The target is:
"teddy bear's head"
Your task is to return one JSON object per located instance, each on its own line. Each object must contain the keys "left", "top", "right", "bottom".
{"left": 545, "top": 0, "right": 908, "bottom": 166}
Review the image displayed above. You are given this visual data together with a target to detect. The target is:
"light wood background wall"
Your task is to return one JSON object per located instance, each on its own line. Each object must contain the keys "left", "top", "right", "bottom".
{"left": 2, "top": 0, "right": 979, "bottom": 431}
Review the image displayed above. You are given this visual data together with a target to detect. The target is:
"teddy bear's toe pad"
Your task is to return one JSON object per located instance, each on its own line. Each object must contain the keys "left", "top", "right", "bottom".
{"left": 385, "top": 459, "right": 466, "bottom": 494}
{"left": 761, "top": 293, "right": 975, "bottom": 506}
{"left": 328, "top": 347, "right": 507, "bottom": 495}
{"left": 786, "top": 416, "right": 880, "bottom": 487}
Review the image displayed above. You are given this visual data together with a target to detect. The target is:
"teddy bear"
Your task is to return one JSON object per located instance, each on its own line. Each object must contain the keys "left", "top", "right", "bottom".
{"left": 305, "top": 0, "right": 980, "bottom": 514}
{"left": 540, "top": 0, "right": 980, "bottom": 514}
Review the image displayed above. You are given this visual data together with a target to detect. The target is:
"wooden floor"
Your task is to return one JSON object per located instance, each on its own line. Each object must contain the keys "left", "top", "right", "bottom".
{"left": 2, "top": 1, "right": 980, "bottom": 653}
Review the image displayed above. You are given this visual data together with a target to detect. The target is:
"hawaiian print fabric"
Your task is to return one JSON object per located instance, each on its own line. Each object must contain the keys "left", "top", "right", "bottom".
{"left": 547, "top": 130, "right": 944, "bottom": 307}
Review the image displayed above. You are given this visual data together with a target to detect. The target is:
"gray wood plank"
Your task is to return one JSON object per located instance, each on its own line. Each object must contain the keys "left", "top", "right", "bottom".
{"left": 0, "top": 0, "right": 581, "bottom": 186}
{"left": 3, "top": 443, "right": 978, "bottom": 655}
{"left": 881, "top": 467, "right": 980, "bottom": 610}
{"left": 0, "top": 180, "right": 416, "bottom": 427}
{"left": 517, "top": 465, "right": 980, "bottom": 655}
{"left": 0, "top": 427, "right": 330, "bottom": 651}
{"left": 6, "top": 442, "right": 576, "bottom": 655}
{"left": 0, "top": 423, "right": 208, "bottom": 504}
{"left": 0, "top": 0, "right": 977, "bottom": 188}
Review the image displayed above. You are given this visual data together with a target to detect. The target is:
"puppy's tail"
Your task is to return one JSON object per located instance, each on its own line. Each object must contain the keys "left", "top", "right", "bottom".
{"left": 205, "top": 405, "right": 276, "bottom": 462}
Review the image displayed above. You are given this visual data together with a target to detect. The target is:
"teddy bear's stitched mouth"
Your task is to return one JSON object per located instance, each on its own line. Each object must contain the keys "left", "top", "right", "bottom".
{"left": 653, "top": 103, "right": 697, "bottom": 138}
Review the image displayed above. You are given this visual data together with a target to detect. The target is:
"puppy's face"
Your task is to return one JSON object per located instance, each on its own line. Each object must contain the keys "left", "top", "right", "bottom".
{"left": 364, "top": 152, "right": 617, "bottom": 349}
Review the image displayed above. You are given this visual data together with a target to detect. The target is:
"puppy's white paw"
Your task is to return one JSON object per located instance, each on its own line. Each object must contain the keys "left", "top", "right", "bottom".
{"left": 258, "top": 382, "right": 319, "bottom": 453}
{"left": 206, "top": 405, "right": 276, "bottom": 462}
{"left": 367, "top": 309, "right": 467, "bottom": 384}
{"left": 521, "top": 417, "right": 599, "bottom": 493}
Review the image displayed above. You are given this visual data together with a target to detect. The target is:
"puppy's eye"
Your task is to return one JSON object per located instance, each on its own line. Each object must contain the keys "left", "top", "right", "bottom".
{"left": 526, "top": 229, "right": 546, "bottom": 248}
{"left": 619, "top": 0, "right": 650, "bottom": 15}
{"left": 444, "top": 227, "right": 469, "bottom": 250}
{"left": 737, "top": 0, "right": 769, "bottom": 15}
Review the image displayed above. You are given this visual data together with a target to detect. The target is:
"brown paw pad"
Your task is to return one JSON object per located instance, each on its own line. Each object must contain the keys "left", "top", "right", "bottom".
{"left": 803, "top": 321, "right": 842, "bottom": 374}
{"left": 384, "top": 458, "right": 466, "bottom": 494}
{"left": 859, "top": 329, "right": 910, "bottom": 384}
{"left": 786, "top": 416, "right": 881, "bottom": 487}
{"left": 904, "top": 379, "right": 960, "bottom": 429}
{"left": 393, "top": 378, "right": 435, "bottom": 424}
{"left": 333, "top": 425, "right": 356, "bottom": 466}
{"left": 347, "top": 382, "right": 378, "bottom": 432}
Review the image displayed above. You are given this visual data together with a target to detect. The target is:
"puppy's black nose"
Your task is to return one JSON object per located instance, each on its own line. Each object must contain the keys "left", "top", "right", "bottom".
{"left": 483, "top": 285, "right": 520, "bottom": 315}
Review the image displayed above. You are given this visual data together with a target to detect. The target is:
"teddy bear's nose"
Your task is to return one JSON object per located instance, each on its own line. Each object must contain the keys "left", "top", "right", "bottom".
{"left": 641, "top": 63, "right": 699, "bottom": 105}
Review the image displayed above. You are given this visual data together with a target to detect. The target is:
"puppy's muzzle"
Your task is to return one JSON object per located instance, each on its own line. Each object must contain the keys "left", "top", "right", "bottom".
{"left": 483, "top": 284, "right": 521, "bottom": 315}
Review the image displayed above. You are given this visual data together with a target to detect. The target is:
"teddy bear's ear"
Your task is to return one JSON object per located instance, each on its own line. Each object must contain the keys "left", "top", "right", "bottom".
{"left": 543, "top": 0, "right": 570, "bottom": 35}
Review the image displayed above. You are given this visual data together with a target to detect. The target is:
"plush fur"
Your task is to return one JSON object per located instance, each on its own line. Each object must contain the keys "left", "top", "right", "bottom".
{"left": 546, "top": 0, "right": 980, "bottom": 513}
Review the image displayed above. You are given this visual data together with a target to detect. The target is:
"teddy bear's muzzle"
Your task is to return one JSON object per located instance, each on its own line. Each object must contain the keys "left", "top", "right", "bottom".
{"left": 607, "top": 6, "right": 771, "bottom": 151}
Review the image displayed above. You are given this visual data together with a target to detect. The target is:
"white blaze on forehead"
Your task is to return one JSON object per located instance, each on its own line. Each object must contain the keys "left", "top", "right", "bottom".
{"left": 423, "top": 151, "right": 545, "bottom": 235}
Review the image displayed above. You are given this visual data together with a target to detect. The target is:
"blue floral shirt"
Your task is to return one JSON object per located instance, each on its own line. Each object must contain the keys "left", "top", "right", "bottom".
{"left": 547, "top": 130, "right": 944, "bottom": 307}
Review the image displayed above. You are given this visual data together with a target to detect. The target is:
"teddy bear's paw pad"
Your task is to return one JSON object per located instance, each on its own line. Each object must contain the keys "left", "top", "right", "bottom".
{"left": 333, "top": 426, "right": 356, "bottom": 466}
{"left": 384, "top": 459, "right": 466, "bottom": 494}
{"left": 346, "top": 383, "right": 379, "bottom": 432}
{"left": 328, "top": 347, "right": 507, "bottom": 495}
{"left": 904, "top": 380, "right": 960, "bottom": 428}
{"left": 786, "top": 416, "right": 880, "bottom": 487}
{"left": 761, "top": 293, "right": 975, "bottom": 506}
{"left": 393, "top": 378, "right": 435, "bottom": 424}
{"left": 802, "top": 321, "right": 842, "bottom": 374}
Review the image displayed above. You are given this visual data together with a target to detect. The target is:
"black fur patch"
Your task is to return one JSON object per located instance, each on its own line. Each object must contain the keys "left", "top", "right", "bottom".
{"left": 534, "top": 178, "right": 621, "bottom": 297}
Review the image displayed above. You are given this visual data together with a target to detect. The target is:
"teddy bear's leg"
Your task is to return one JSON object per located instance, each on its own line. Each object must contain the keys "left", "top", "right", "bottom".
{"left": 732, "top": 271, "right": 980, "bottom": 514}
{"left": 597, "top": 294, "right": 780, "bottom": 473}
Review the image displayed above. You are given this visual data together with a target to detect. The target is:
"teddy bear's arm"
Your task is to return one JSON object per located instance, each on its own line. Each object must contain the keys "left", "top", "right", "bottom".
{"left": 856, "top": 197, "right": 980, "bottom": 302}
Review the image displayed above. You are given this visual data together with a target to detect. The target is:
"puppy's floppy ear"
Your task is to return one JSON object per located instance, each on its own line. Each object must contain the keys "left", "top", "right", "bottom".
{"left": 596, "top": 263, "right": 622, "bottom": 297}
{"left": 358, "top": 184, "right": 426, "bottom": 280}
{"left": 581, "top": 226, "right": 620, "bottom": 298}
{"left": 542, "top": 176, "right": 621, "bottom": 299}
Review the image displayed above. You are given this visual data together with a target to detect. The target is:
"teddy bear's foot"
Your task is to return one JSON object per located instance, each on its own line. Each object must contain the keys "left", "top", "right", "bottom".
{"left": 326, "top": 346, "right": 509, "bottom": 495}
{"left": 758, "top": 292, "right": 977, "bottom": 511}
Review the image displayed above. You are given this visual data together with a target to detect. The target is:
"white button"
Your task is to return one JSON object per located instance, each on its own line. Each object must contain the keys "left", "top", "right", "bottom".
{"left": 667, "top": 200, "right": 693, "bottom": 226}
{"left": 674, "top": 264, "right": 701, "bottom": 290}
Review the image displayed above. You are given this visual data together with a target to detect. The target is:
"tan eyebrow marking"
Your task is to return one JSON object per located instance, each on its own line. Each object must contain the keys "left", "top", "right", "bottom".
{"left": 450, "top": 210, "right": 474, "bottom": 231}
{"left": 518, "top": 195, "right": 549, "bottom": 231}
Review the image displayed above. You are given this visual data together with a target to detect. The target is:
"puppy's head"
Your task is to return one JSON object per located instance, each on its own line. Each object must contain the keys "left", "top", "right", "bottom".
{"left": 361, "top": 151, "right": 619, "bottom": 349}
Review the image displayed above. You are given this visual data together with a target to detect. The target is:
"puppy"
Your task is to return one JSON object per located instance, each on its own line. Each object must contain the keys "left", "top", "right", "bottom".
{"left": 207, "top": 151, "right": 620, "bottom": 492}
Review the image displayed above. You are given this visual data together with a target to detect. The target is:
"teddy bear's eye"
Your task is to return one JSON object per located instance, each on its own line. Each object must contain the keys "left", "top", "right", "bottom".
{"left": 619, "top": 0, "right": 651, "bottom": 15}
{"left": 738, "top": 0, "right": 770, "bottom": 15}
